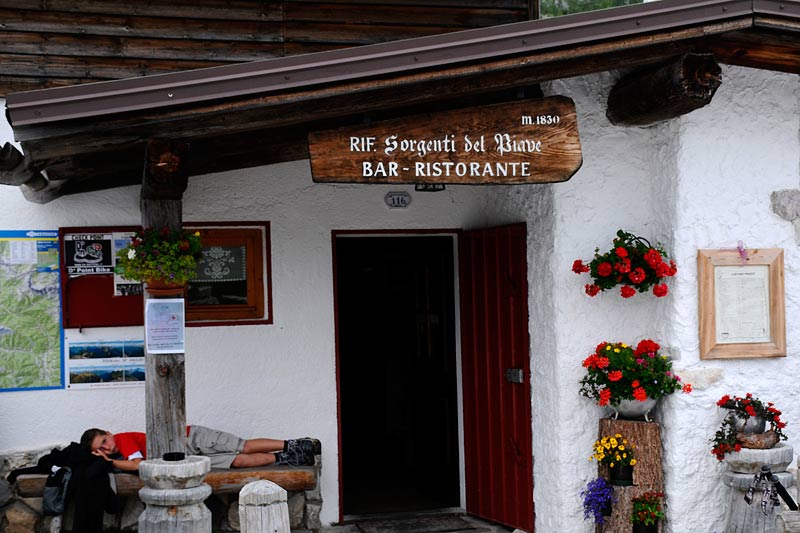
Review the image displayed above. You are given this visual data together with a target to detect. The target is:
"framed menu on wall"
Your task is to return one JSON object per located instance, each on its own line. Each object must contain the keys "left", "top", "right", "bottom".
{"left": 698, "top": 248, "right": 785, "bottom": 359}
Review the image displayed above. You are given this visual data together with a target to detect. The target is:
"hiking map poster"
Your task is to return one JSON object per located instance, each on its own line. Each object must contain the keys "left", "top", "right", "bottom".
{"left": 0, "top": 230, "right": 62, "bottom": 392}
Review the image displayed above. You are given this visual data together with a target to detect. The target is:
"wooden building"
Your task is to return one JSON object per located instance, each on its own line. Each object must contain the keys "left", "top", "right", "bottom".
{"left": 1, "top": 1, "right": 800, "bottom": 531}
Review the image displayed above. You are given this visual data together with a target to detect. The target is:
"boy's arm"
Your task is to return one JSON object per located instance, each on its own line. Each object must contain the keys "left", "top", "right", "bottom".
{"left": 93, "top": 449, "right": 142, "bottom": 471}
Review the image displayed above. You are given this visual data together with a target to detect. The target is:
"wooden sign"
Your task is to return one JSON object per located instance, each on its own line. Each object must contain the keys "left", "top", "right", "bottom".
{"left": 308, "top": 96, "right": 582, "bottom": 185}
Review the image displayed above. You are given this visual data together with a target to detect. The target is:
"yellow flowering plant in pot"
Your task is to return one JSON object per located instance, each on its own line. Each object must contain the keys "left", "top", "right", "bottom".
{"left": 115, "top": 227, "right": 202, "bottom": 286}
{"left": 591, "top": 433, "right": 636, "bottom": 486}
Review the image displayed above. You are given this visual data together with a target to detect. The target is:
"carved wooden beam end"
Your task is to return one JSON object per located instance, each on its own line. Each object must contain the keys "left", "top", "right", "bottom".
{"left": 0, "top": 142, "right": 66, "bottom": 203}
{"left": 606, "top": 53, "right": 722, "bottom": 126}
{"left": 141, "top": 139, "right": 190, "bottom": 201}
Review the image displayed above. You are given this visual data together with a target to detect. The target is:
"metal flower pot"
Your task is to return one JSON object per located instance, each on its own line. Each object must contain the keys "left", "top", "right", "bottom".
{"left": 609, "top": 398, "right": 658, "bottom": 422}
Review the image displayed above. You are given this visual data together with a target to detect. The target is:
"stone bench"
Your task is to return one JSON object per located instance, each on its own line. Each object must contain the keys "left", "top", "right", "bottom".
{"left": 8, "top": 464, "right": 321, "bottom": 532}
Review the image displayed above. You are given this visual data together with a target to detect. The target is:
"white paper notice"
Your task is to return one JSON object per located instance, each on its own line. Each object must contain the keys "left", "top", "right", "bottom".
{"left": 145, "top": 298, "right": 185, "bottom": 354}
{"left": 714, "top": 265, "right": 770, "bottom": 344}
{"left": 8, "top": 240, "right": 37, "bottom": 264}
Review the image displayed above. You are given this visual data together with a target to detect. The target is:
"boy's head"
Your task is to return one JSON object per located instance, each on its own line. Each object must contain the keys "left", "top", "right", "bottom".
{"left": 80, "top": 428, "right": 117, "bottom": 453}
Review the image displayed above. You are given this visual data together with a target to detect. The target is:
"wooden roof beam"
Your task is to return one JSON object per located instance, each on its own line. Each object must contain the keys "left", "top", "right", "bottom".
{"left": 606, "top": 53, "right": 722, "bottom": 126}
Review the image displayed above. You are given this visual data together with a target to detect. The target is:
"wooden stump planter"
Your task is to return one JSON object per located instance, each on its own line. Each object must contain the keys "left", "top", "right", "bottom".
{"left": 597, "top": 419, "right": 663, "bottom": 533}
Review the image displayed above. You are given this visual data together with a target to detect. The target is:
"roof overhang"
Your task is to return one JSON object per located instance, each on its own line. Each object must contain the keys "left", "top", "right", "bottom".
{"left": 3, "top": 0, "right": 800, "bottom": 202}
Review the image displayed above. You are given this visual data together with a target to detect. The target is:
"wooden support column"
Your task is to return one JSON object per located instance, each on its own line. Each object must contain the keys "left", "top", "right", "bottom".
{"left": 141, "top": 139, "right": 190, "bottom": 460}
{"left": 606, "top": 53, "right": 722, "bottom": 126}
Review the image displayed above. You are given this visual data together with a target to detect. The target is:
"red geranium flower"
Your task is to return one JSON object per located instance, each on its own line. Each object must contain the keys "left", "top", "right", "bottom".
{"left": 597, "top": 262, "right": 613, "bottom": 277}
{"left": 585, "top": 284, "right": 601, "bottom": 297}
{"left": 614, "top": 246, "right": 628, "bottom": 258}
{"left": 635, "top": 339, "right": 660, "bottom": 356}
{"left": 682, "top": 383, "right": 692, "bottom": 393}
{"left": 620, "top": 286, "right": 636, "bottom": 298}
{"left": 608, "top": 370, "right": 623, "bottom": 382}
{"left": 572, "top": 259, "right": 590, "bottom": 274}
{"left": 598, "top": 388, "right": 612, "bottom": 406}
{"left": 614, "top": 258, "right": 631, "bottom": 274}
{"left": 653, "top": 283, "right": 669, "bottom": 297}
{"left": 629, "top": 267, "right": 646, "bottom": 284}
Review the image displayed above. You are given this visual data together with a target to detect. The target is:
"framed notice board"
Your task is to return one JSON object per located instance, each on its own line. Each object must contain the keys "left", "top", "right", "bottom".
{"left": 697, "top": 248, "right": 785, "bottom": 359}
{"left": 59, "top": 226, "right": 143, "bottom": 329}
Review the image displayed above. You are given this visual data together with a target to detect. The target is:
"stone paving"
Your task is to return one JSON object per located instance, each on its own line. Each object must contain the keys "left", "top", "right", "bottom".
{"left": 319, "top": 513, "right": 520, "bottom": 533}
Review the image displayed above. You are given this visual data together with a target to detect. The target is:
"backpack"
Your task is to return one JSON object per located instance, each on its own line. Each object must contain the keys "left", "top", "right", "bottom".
{"left": 42, "top": 466, "right": 72, "bottom": 516}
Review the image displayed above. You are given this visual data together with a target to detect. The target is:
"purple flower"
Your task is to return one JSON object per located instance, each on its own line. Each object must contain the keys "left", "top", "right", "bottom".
{"left": 582, "top": 477, "right": 616, "bottom": 525}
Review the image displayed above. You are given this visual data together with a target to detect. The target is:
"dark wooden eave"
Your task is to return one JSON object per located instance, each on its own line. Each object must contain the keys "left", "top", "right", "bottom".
{"left": 4, "top": 0, "right": 800, "bottom": 202}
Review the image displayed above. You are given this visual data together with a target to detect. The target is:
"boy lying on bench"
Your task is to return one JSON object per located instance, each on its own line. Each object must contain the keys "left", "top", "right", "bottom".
{"left": 81, "top": 426, "right": 320, "bottom": 471}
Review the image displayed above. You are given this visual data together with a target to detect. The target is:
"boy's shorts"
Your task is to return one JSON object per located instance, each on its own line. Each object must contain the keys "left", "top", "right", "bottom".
{"left": 186, "top": 425, "right": 246, "bottom": 469}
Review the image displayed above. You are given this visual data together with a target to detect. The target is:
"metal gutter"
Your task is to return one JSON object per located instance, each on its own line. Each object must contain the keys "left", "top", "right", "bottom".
{"left": 4, "top": 0, "right": 779, "bottom": 127}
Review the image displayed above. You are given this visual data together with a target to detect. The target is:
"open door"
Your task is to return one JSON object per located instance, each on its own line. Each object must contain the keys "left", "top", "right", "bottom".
{"left": 459, "top": 223, "right": 533, "bottom": 531}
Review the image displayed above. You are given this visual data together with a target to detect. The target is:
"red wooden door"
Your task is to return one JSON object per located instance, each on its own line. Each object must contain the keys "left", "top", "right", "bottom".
{"left": 459, "top": 223, "right": 533, "bottom": 532}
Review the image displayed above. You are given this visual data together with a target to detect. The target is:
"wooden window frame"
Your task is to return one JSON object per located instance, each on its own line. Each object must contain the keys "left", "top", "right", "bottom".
{"left": 184, "top": 222, "right": 272, "bottom": 327}
{"left": 698, "top": 248, "right": 785, "bottom": 359}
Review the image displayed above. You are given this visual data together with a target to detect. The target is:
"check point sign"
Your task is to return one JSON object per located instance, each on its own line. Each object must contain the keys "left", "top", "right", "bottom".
{"left": 308, "top": 96, "right": 582, "bottom": 185}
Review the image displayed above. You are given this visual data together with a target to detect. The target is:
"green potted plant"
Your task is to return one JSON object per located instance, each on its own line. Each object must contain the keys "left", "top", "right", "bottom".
{"left": 711, "top": 393, "right": 787, "bottom": 460}
{"left": 581, "top": 476, "right": 617, "bottom": 525}
{"left": 115, "top": 227, "right": 202, "bottom": 291}
{"left": 580, "top": 339, "right": 692, "bottom": 419}
{"left": 572, "top": 229, "right": 677, "bottom": 298}
{"left": 631, "top": 492, "right": 665, "bottom": 532}
{"left": 590, "top": 433, "right": 636, "bottom": 486}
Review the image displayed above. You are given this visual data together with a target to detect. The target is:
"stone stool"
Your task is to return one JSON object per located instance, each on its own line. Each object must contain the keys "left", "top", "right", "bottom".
{"left": 724, "top": 444, "right": 795, "bottom": 533}
{"left": 138, "top": 455, "right": 212, "bottom": 533}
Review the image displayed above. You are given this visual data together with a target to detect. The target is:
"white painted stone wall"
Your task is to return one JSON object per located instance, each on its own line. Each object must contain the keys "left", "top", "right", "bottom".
{"left": 2, "top": 62, "right": 799, "bottom": 532}
{"left": 484, "top": 66, "right": 800, "bottom": 532}
{"left": 0, "top": 110, "right": 487, "bottom": 525}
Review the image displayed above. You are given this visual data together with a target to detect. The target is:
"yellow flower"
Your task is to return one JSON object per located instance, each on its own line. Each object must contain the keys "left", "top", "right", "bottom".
{"left": 615, "top": 455, "right": 621, "bottom": 461}
{"left": 614, "top": 349, "right": 620, "bottom": 353}
{"left": 610, "top": 438, "right": 618, "bottom": 448}
{"left": 606, "top": 346, "right": 611, "bottom": 351}
{"left": 623, "top": 453, "right": 627, "bottom": 458}
{"left": 619, "top": 445, "right": 625, "bottom": 451}
{"left": 621, "top": 344, "right": 628, "bottom": 348}
{"left": 615, "top": 434, "right": 622, "bottom": 438}
{"left": 609, "top": 462, "right": 615, "bottom": 468}
{"left": 630, "top": 459, "right": 637, "bottom": 466}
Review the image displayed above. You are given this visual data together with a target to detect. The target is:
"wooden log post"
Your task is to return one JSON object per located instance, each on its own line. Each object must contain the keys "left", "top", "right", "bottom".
{"left": 597, "top": 418, "right": 664, "bottom": 533}
{"left": 606, "top": 53, "right": 722, "bottom": 126}
{"left": 238, "top": 481, "right": 290, "bottom": 533}
{"left": 141, "top": 139, "right": 190, "bottom": 460}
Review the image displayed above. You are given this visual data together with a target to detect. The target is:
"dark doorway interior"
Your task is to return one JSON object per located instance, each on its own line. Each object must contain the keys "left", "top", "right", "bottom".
{"left": 336, "top": 235, "right": 460, "bottom": 516}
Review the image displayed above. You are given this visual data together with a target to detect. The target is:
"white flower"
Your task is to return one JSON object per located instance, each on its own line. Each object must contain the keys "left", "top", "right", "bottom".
{"left": 127, "top": 249, "right": 136, "bottom": 260}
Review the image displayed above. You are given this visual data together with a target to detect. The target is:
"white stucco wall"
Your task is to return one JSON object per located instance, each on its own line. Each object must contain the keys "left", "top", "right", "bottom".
{"left": 484, "top": 66, "right": 800, "bottom": 532}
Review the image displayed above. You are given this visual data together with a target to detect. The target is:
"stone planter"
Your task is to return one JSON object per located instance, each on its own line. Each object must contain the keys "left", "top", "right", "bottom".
{"left": 723, "top": 443, "right": 793, "bottom": 474}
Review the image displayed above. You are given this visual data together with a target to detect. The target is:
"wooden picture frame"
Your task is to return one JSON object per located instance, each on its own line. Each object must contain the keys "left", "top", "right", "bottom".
{"left": 698, "top": 248, "right": 785, "bottom": 359}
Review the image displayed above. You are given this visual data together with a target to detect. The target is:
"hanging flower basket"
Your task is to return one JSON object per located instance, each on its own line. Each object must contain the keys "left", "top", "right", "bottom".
{"left": 572, "top": 229, "right": 677, "bottom": 298}
{"left": 115, "top": 227, "right": 202, "bottom": 286}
